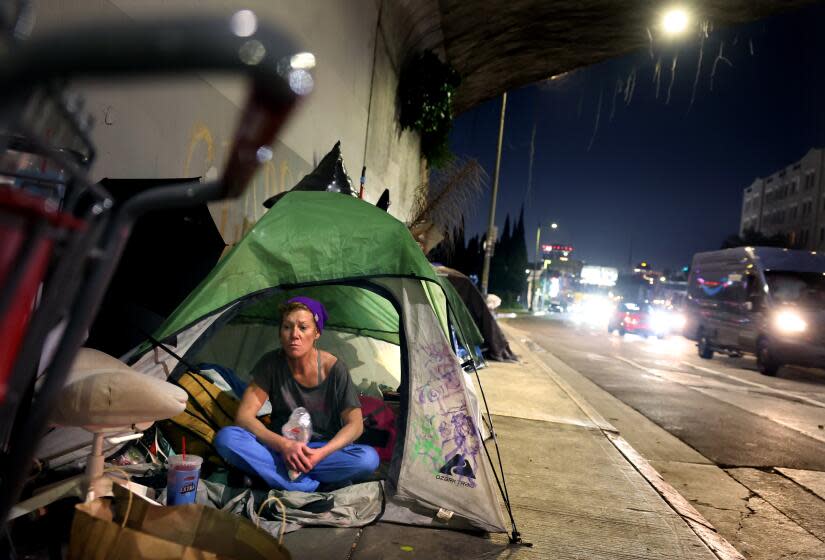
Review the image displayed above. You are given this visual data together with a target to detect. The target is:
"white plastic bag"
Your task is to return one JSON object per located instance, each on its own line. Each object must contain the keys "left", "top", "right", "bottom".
{"left": 486, "top": 293, "right": 502, "bottom": 311}
{"left": 281, "top": 407, "right": 312, "bottom": 480}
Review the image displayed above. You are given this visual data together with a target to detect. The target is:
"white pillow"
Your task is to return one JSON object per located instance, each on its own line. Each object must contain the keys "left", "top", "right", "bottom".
{"left": 52, "top": 348, "right": 187, "bottom": 429}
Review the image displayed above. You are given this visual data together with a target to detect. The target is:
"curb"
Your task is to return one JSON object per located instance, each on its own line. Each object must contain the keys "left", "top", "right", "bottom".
{"left": 607, "top": 434, "right": 745, "bottom": 560}
{"left": 501, "top": 323, "right": 746, "bottom": 560}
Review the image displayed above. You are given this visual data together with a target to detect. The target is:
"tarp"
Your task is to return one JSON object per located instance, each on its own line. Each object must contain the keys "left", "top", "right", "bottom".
{"left": 433, "top": 273, "right": 485, "bottom": 363}
{"left": 88, "top": 177, "right": 225, "bottom": 357}
{"left": 435, "top": 266, "right": 517, "bottom": 362}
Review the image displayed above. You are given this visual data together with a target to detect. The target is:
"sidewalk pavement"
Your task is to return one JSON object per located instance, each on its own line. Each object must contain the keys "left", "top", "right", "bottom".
{"left": 282, "top": 323, "right": 742, "bottom": 559}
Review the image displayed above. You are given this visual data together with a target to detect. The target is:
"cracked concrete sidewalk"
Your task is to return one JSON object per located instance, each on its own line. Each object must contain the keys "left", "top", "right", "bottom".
{"left": 467, "top": 325, "right": 741, "bottom": 560}
{"left": 658, "top": 463, "right": 825, "bottom": 560}
{"left": 501, "top": 321, "right": 825, "bottom": 560}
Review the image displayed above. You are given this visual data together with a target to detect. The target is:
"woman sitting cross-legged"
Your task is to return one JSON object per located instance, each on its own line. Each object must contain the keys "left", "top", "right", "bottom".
{"left": 214, "top": 296, "right": 379, "bottom": 492}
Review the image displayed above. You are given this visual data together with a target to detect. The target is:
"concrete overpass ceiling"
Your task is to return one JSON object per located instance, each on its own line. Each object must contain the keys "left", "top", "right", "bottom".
{"left": 434, "top": 0, "right": 817, "bottom": 113}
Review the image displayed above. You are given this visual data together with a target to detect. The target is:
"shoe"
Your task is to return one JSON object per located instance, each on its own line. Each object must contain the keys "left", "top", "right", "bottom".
{"left": 297, "top": 496, "right": 334, "bottom": 513}
{"left": 227, "top": 469, "right": 269, "bottom": 489}
{"left": 316, "top": 479, "right": 353, "bottom": 493}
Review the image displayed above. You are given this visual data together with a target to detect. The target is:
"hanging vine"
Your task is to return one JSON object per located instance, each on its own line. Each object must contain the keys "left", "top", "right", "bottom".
{"left": 398, "top": 50, "right": 461, "bottom": 168}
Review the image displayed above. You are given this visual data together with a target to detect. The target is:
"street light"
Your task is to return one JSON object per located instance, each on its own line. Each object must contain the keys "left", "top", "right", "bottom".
{"left": 661, "top": 7, "right": 690, "bottom": 37}
{"left": 529, "top": 222, "right": 558, "bottom": 312}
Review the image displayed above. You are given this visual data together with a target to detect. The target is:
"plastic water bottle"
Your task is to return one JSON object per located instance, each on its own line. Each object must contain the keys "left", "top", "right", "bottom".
{"left": 282, "top": 407, "right": 312, "bottom": 479}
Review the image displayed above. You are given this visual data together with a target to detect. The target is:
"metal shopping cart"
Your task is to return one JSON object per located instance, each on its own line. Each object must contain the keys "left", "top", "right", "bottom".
{"left": 0, "top": 6, "right": 311, "bottom": 531}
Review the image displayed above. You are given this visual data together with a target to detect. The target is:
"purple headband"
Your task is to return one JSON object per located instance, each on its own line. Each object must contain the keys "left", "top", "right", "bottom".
{"left": 286, "top": 296, "right": 328, "bottom": 333}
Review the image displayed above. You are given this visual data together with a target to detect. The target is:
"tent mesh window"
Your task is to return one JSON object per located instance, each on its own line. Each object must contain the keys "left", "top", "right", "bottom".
{"left": 191, "top": 284, "right": 403, "bottom": 397}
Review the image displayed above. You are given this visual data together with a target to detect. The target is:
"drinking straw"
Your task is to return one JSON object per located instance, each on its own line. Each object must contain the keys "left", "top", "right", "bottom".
{"left": 182, "top": 436, "right": 186, "bottom": 461}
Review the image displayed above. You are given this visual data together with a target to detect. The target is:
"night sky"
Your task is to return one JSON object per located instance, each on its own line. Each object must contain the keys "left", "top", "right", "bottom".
{"left": 449, "top": 2, "right": 825, "bottom": 273}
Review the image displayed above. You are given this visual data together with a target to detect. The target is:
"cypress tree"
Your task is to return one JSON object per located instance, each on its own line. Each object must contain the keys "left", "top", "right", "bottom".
{"left": 466, "top": 234, "right": 480, "bottom": 278}
{"left": 509, "top": 206, "right": 529, "bottom": 300}
{"left": 454, "top": 217, "right": 466, "bottom": 272}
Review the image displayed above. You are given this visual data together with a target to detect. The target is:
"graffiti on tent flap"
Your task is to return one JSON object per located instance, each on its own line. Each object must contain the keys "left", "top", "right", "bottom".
{"left": 439, "top": 410, "right": 479, "bottom": 462}
{"left": 414, "top": 342, "right": 463, "bottom": 412}
{"left": 409, "top": 342, "right": 480, "bottom": 487}
{"left": 434, "top": 407, "right": 479, "bottom": 488}
{"left": 409, "top": 414, "right": 442, "bottom": 473}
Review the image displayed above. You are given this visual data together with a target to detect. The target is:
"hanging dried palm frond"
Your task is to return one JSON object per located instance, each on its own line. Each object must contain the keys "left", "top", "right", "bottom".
{"left": 407, "top": 157, "right": 486, "bottom": 254}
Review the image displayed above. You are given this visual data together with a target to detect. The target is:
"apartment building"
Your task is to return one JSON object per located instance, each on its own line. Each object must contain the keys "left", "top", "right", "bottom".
{"left": 739, "top": 148, "right": 825, "bottom": 250}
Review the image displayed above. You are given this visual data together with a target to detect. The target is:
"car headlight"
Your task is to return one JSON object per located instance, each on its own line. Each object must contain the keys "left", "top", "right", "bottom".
{"left": 650, "top": 312, "right": 667, "bottom": 331}
{"left": 774, "top": 310, "right": 807, "bottom": 334}
{"left": 670, "top": 313, "right": 687, "bottom": 329}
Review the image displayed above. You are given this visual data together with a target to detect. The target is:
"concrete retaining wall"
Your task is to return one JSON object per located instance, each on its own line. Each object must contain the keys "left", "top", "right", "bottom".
{"left": 31, "top": 0, "right": 423, "bottom": 242}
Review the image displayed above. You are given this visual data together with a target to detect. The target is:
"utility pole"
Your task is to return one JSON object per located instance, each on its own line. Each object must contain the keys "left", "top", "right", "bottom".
{"left": 525, "top": 121, "right": 536, "bottom": 206}
{"left": 529, "top": 222, "right": 557, "bottom": 311}
{"left": 529, "top": 226, "right": 542, "bottom": 311}
{"left": 481, "top": 92, "right": 507, "bottom": 297}
{"left": 627, "top": 233, "right": 634, "bottom": 270}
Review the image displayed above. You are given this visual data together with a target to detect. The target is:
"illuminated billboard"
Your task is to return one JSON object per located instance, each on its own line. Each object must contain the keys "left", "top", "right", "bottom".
{"left": 580, "top": 265, "right": 618, "bottom": 287}
{"left": 541, "top": 244, "right": 573, "bottom": 259}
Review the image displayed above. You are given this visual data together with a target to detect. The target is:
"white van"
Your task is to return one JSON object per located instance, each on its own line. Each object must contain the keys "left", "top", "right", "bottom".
{"left": 685, "top": 247, "right": 825, "bottom": 375}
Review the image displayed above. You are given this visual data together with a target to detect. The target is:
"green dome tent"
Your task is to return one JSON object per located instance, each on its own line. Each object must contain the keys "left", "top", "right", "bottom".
{"left": 128, "top": 190, "right": 512, "bottom": 534}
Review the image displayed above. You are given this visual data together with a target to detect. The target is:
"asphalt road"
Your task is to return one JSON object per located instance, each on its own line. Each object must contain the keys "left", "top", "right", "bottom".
{"left": 513, "top": 314, "right": 825, "bottom": 470}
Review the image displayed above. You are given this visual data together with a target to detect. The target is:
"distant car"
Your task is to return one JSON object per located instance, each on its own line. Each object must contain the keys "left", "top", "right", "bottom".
{"left": 657, "top": 305, "right": 687, "bottom": 335}
{"left": 547, "top": 300, "right": 567, "bottom": 313}
{"left": 608, "top": 302, "right": 670, "bottom": 338}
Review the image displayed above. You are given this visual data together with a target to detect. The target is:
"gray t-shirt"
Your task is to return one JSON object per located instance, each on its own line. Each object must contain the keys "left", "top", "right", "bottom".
{"left": 251, "top": 349, "right": 361, "bottom": 441}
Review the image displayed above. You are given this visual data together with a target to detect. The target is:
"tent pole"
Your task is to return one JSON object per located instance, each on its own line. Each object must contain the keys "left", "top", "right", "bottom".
{"left": 468, "top": 359, "right": 530, "bottom": 546}
{"left": 447, "top": 295, "right": 529, "bottom": 546}
{"left": 138, "top": 328, "right": 201, "bottom": 374}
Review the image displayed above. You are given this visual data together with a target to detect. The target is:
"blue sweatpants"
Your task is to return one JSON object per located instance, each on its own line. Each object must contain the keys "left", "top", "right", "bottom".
{"left": 214, "top": 426, "right": 380, "bottom": 492}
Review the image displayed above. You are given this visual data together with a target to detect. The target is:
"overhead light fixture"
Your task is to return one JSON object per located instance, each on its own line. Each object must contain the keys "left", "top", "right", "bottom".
{"left": 661, "top": 7, "right": 690, "bottom": 36}
{"left": 230, "top": 10, "right": 258, "bottom": 38}
{"left": 290, "top": 52, "right": 316, "bottom": 70}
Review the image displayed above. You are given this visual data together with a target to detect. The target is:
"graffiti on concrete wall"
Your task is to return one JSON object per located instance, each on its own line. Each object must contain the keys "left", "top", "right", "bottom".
{"left": 182, "top": 122, "right": 304, "bottom": 244}
{"left": 184, "top": 123, "right": 215, "bottom": 177}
